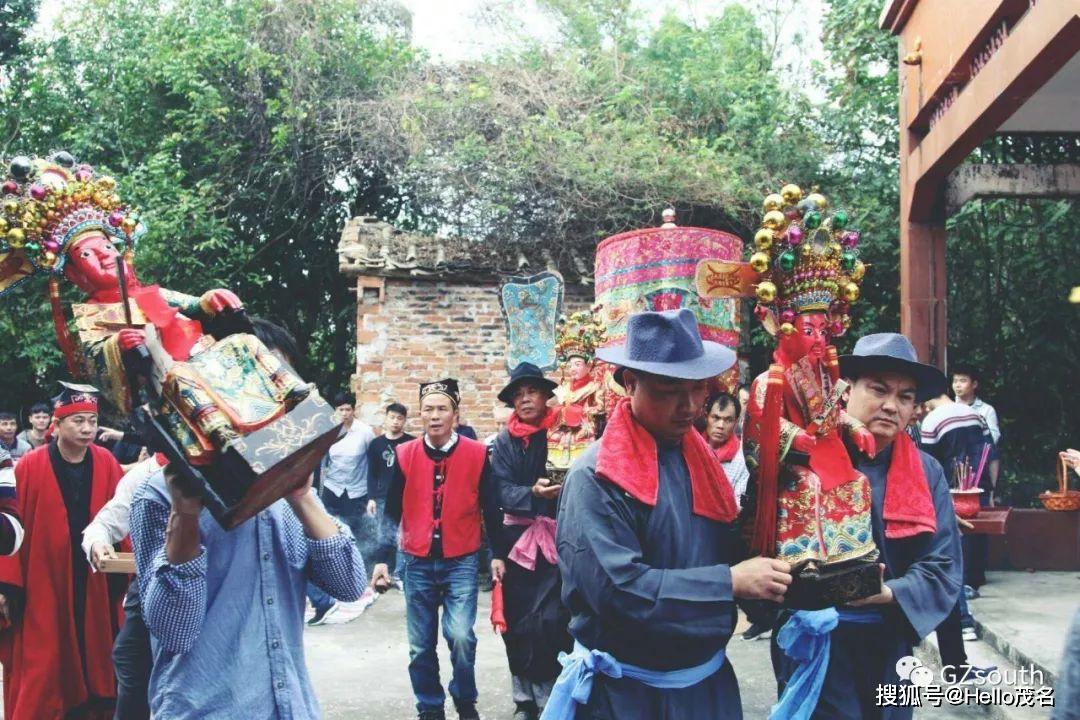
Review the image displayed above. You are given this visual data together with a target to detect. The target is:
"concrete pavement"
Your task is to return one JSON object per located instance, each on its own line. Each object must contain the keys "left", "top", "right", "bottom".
{"left": 304, "top": 589, "right": 988, "bottom": 719}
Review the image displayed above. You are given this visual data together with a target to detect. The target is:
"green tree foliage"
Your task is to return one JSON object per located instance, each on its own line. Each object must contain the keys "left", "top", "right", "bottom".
{"left": 818, "top": 0, "right": 901, "bottom": 341}
{"left": 0, "top": 0, "right": 38, "bottom": 68}
{"left": 822, "top": 0, "right": 1079, "bottom": 501}
{"left": 350, "top": 2, "right": 825, "bottom": 249}
{"left": 946, "top": 134, "right": 1080, "bottom": 503}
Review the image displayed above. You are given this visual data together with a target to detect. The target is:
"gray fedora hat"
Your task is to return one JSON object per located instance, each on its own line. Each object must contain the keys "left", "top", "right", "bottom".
{"left": 839, "top": 333, "right": 947, "bottom": 402}
{"left": 597, "top": 308, "right": 736, "bottom": 383}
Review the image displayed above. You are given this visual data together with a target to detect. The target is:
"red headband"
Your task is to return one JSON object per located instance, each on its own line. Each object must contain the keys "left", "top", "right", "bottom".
{"left": 53, "top": 400, "right": 98, "bottom": 420}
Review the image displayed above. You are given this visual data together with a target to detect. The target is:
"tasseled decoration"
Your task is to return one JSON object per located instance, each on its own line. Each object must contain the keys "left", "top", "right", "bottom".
{"left": 750, "top": 363, "right": 784, "bottom": 557}
{"left": 49, "top": 276, "right": 83, "bottom": 379}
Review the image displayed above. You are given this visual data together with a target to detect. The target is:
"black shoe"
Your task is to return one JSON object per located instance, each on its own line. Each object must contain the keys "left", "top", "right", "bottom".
{"left": 513, "top": 701, "right": 538, "bottom": 720}
{"left": 306, "top": 602, "right": 338, "bottom": 626}
{"left": 418, "top": 710, "right": 446, "bottom": 720}
{"left": 478, "top": 574, "right": 493, "bottom": 593}
{"left": 943, "top": 663, "right": 997, "bottom": 684}
{"left": 455, "top": 701, "right": 480, "bottom": 720}
{"left": 742, "top": 621, "right": 772, "bottom": 640}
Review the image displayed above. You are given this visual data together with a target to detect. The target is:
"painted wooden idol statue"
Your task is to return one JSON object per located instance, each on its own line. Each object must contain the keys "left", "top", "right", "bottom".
{"left": 547, "top": 308, "right": 606, "bottom": 473}
{"left": 742, "top": 184, "right": 881, "bottom": 608}
{"left": 0, "top": 152, "right": 338, "bottom": 527}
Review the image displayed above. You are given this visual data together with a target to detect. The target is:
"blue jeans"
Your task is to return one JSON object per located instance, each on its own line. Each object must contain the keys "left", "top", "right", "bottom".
{"left": 959, "top": 585, "right": 974, "bottom": 628}
{"left": 307, "top": 488, "right": 372, "bottom": 611}
{"left": 403, "top": 552, "right": 480, "bottom": 712}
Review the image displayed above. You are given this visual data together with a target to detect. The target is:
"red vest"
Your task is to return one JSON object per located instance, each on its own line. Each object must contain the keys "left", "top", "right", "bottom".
{"left": 397, "top": 436, "right": 487, "bottom": 559}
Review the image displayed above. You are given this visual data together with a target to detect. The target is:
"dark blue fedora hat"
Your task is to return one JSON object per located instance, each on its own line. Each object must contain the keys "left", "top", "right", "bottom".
{"left": 597, "top": 309, "right": 736, "bottom": 384}
{"left": 839, "top": 333, "right": 947, "bottom": 402}
{"left": 498, "top": 362, "right": 558, "bottom": 405}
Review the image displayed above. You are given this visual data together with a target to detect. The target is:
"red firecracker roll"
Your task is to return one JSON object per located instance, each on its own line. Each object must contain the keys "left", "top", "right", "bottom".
{"left": 490, "top": 581, "right": 507, "bottom": 634}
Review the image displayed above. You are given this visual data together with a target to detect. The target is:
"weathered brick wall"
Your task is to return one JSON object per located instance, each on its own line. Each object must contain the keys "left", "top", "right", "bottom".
{"left": 352, "top": 277, "right": 594, "bottom": 438}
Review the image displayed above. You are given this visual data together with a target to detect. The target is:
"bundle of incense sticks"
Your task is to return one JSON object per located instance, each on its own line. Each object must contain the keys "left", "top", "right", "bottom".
{"left": 954, "top": 445, "right": 992, "bottom": 491}
{"left": 972, "top": 443, "right": 992, "bottom": 490}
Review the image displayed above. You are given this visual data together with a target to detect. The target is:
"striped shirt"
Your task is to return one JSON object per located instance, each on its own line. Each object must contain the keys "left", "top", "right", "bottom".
{"left": 921, "top": 402, "right": 994, "bottom": 489}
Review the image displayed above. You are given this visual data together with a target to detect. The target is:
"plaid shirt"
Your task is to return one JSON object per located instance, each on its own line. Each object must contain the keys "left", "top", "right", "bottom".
{"left": 131, "top": 469, "right": 365, "bottom": 719}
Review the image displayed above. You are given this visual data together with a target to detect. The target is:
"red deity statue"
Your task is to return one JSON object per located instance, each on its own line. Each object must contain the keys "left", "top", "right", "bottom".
{"left": 742, "top": 184, "right": 881, "bottom": 608}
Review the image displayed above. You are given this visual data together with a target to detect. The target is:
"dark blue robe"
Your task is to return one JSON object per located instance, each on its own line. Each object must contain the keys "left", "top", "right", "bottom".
{"left": 772, "top": 443, "right": 963, "bottom": 719}
{"left": 556, "top": 441, "right": 743, "bottom": 719}
{"left": 489, "top": 427, "right": 572, "bottom": 682}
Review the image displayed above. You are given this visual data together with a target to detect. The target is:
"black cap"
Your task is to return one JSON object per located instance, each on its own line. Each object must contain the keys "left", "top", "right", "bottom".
{"left": 420, "top": 378, "right": 461, "bottom": 408}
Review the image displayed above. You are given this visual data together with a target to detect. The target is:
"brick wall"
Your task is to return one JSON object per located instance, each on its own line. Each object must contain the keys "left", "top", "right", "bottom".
{"left": 352, "top": 277, "right": 594, "bottom": 438}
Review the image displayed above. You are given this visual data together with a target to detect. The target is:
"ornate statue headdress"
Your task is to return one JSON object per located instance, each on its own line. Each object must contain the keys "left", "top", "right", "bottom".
{"left": 0, "top": 151, "right": 144, "bottom": 290}
{"left": 748, "top": 184, "right": 865, "bottom": 338}
{"left": 0, "top": 151, "right": 146, "bottom": 375}
{"left": 555, "top": 307, "right": 606, "bottom": 364}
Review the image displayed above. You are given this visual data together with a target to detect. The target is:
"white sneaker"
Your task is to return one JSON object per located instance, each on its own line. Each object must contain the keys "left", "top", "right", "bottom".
{"left": 962, "top": 627, "right": 978, "bottom": 642}
{"left": 357, "top": 587, "right": 378, "bottom": 612}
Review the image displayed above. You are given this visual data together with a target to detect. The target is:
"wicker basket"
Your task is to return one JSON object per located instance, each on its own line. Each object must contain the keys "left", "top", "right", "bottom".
{"left": 1040, "top": 457, "right": 1080, "bottom": 512}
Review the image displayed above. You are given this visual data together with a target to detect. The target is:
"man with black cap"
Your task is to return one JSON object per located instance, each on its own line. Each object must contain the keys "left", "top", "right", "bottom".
{"left": 545, "top": 309, "right": 792, "bottom": 720}
{"left": 0, "top": 381, "right": 125, "bottom": 719}
{"left": 370, "top": 378, "right": 503, "bottom": 720}
{"left": 771, "top": 333, "right": 962, "bottom": 719}
{"left": 489, "top": 362, "right": 569, "bottom": 720}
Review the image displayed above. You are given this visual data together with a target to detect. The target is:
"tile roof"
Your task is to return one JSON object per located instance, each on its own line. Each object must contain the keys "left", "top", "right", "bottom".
{"left": 337, "top": 216, "right": 595, "bottom": 284}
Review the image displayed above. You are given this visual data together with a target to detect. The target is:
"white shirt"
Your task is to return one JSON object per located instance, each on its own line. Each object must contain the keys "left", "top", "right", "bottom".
{"left": 321, "top": 421, "right": 375, "bottom": 499}
{"left": 721, "top": 445, "right": 751, "bottom": 510}
{"left": 966, "top": 397, "right": 1001, "bottom": 445}
{"left": 424, "top": 432, "right": 458, "bottom": 453}
{"left": 81, "top": 455, "right": 161, "bottom": 568}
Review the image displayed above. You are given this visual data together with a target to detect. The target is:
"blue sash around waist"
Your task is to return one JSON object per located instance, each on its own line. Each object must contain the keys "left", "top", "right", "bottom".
{"left": 769, "top": 607, "right": 886, "bottom": 720}
{"left": 540, "top": 640, "right": 728, "bottom": 720}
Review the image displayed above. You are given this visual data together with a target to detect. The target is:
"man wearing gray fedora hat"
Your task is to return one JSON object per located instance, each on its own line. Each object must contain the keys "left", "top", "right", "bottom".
{"left": 771, "top": 332, "right": 963, "bottom": 719}
{"left": 543, "top": 309, "right": 792, "bottom": 720}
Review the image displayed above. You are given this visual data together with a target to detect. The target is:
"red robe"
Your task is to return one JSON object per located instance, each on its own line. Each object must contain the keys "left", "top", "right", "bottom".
{"left": 0, "top": 444, "right": 125, "bottom": 719}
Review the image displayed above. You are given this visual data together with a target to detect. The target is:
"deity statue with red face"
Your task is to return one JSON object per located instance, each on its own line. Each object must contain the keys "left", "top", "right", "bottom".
{"left": 547, "top": 309, "right": 606, "bottom": 472}
{"left": 741, "top": 185, "right": 880, "bottom": 608}
{"left": 0, "top": 153, "right": 311, "bottom": 467}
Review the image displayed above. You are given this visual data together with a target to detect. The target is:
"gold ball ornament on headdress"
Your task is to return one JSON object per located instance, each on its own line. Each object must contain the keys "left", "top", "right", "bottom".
{"left": 754, "top": 228, "right": 774, "bottom": 250}
{"left": 762, "top": 210, "right": 787, "bottom": 231}
{"left": 755, "top": 281, "right": 778, "bottom": 303}
{"left": 746, "top": 185, "right": 867, "bottom": 337}
{"left": 750, "top": 251, "right": 770, "bottom": 273}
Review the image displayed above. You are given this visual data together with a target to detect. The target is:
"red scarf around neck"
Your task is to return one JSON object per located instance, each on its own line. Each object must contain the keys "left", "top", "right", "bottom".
{"left": 506, "top": 407, "right": 559, "bottom": 448}
{"left": 884, "top": 431, "right": 937, "bottom": 539}
{"left": 709, "top": 431, "right": 741, "bottom": 463}
{"left": 596, "top": 398, "right": 737, "bottom": 523}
